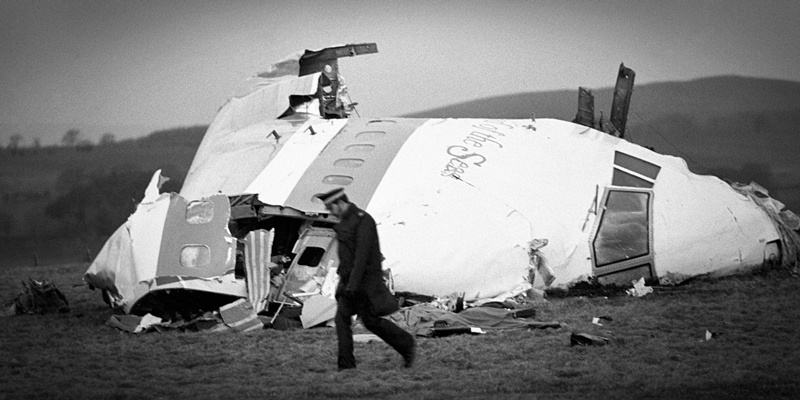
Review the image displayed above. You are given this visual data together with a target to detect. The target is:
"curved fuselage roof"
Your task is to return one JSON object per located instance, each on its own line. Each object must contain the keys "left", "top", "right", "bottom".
{"left": 180, "top": 115, "right": 779, "bottom": 297}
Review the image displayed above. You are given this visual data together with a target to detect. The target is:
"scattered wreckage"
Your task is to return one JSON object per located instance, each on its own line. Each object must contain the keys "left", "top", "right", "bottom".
{"left": 3, "top": 279, "right": 69, "bottom": 316}
{"left": 84, "top": 43, "right": 800, "bottom": 330}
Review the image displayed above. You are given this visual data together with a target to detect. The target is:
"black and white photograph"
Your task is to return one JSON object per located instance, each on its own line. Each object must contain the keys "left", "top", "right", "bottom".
{"left": 2, "top": 1, "right": 799, "bottom": 398}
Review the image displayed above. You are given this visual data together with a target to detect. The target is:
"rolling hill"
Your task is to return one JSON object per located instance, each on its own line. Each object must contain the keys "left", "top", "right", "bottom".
{"left": 405, "top": 76, "right": 800, "bottom": 211}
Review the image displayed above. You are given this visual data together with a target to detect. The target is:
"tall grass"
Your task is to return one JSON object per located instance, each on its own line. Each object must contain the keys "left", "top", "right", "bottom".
{"left": 2, "top": 262, "right": 799, "bottom": 399}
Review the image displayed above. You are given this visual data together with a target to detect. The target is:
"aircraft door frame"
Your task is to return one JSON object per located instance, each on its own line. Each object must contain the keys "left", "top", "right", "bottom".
{"left": 589, "top": 186, "right": 656, "bottom": 285}
{"left": 277, "top": 227, "right": 339, "bottom": 304}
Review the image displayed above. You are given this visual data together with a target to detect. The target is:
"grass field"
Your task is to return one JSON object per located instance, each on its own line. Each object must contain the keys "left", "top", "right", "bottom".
{"left": 2, "top": 261, "right": 799, "bottom": 400}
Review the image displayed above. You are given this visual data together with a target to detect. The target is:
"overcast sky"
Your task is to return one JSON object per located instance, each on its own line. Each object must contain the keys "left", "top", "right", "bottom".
{"left": 2, "top": 0, "right": 799, "bottom": 145}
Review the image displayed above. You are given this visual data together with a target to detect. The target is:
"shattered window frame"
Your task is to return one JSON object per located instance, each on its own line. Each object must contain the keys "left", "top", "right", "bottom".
{"left": 589, "top": 186, "right": 655, "bottom": 278}
{"left": 297, "top": 246, "right": 326, "bottom": 267}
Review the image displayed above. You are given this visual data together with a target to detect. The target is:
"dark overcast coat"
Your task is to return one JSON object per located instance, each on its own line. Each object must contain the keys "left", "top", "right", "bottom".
{"left": 333, "top": 204, "right": 398, "bottom": 316}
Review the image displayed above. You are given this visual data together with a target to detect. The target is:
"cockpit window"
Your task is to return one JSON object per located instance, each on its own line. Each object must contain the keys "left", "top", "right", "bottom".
{"left": 612, "top": 151, "right": 661, "bottom": 188}
{"left": 592, "top": 190, "right": 651, "bottom": 267}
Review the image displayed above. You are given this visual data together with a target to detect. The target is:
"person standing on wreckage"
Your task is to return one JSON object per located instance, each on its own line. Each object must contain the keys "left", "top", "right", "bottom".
{"left": 315, "top": 187, "right": 416, "bottom": 371}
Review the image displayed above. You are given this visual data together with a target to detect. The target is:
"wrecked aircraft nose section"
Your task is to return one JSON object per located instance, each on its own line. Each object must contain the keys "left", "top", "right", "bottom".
{"left": 86, "top": 44, "right": 800, "bottom": 319}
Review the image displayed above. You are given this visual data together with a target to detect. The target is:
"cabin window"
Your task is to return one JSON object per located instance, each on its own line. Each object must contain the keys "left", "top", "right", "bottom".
{"left": 186, "top": 201, "right": 214, "bottom": 224}
{"left": 612, "top": 151, "right": 660, "bottom": 188}
{"left": 334, "top": 158, "right": 365, "bottom": 168}
{"left": 297, "top": 246, "right": 326, "bottom": 267}
{"left": 345, "top": 144, "right": 375, "bottom": 153}
{"left": 180, "top": 245, "right": 211, "bottom": 268}
{"left": 592, "top": 190, "right": 651, "bottom": 267}
{"left": 322, "top": 175, "right": 354, "bottom": 185}
{"left": 356, "top": 131, "right": 386, "bottom": 140}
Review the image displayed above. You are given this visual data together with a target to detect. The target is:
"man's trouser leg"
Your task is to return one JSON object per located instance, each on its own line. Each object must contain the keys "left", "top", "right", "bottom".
{"left": 335, "top": 296, "right": 356, "bottom": 370}
{"left": 359, "top": 303, "right": 415, "bottom": 361}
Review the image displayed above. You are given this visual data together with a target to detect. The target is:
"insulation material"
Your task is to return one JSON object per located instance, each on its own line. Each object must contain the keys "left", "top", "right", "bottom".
{"left": 243, "top": 229, "right": 273, "bottom": 314}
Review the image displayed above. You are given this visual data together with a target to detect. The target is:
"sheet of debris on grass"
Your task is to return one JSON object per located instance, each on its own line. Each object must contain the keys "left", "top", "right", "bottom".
{"left": 80, "top": 286, "right": 565, "bottom": 338}
{"left": 3, "top": 262, "right": 800, "bottom": 399}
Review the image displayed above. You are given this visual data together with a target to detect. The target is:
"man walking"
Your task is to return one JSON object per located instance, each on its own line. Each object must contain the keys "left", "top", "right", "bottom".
{"left": 315, "top": 187, "right": 416, "bottom": 370}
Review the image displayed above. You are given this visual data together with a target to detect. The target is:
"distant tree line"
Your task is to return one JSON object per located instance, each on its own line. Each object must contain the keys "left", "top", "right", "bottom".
{"left": 4, "top": 125, "right": 208, "bottom": 151}
{"left": 3, "top": 129, "right": 117, "bottom": 155}
{"left": 4, "top": 134, "right": 41, "bottom": 156}
{"left": 61, "top": 129, "right": 116, "bottom": 152}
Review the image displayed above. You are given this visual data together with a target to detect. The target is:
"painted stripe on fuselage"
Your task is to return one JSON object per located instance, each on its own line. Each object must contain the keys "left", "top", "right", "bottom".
{"left": 156, "top": 194, "right": 233, "bottom": 279}
{"left": 284, "top": 118, "right": 427, "bottom": 212}
{"left": 247, "top": 119, "right": 348, "bottom": 206}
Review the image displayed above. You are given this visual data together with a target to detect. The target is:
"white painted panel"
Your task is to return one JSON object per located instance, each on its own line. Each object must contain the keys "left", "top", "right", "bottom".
{"left": 246, "top": 119, "right": 348, "bottom": 205}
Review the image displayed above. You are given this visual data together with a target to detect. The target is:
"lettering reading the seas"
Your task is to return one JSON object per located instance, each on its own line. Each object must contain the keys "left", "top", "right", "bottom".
{"left": 440, "top": 121, "right": 511, "bottom": 177}
{"left": 464, "top": 130, "right": 503, "bottom": 148}
{"left": 442, "top": 146, "right": 485, "bottom": 177}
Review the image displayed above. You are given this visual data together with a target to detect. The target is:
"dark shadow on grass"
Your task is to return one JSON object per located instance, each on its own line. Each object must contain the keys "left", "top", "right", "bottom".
{"left": 545, "top": 280, "right": 630, "bottom": 298}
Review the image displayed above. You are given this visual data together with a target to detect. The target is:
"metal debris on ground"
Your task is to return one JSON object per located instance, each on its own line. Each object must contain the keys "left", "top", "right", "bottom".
{"left": 5, "top": 278, "right": 69, "bottom": 315}
{"left": 570, "top": 332, "right": 612, "bottom": 346}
